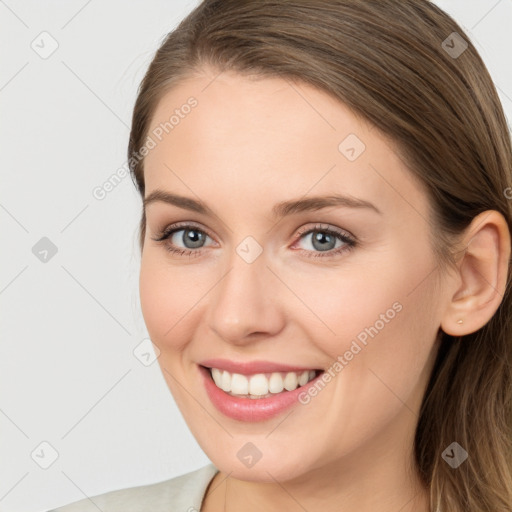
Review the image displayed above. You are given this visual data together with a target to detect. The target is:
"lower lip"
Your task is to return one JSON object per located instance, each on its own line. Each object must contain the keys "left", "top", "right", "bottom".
{"left": 199, "top": 365, "right": 324, "bottom": 422}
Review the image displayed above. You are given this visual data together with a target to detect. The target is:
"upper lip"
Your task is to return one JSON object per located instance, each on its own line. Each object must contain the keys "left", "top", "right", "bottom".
{"left": 199, "top": 358, "right": 321, "bottom": 375}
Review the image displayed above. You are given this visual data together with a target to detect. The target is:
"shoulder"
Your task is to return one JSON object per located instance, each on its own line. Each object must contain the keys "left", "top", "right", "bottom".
{"left": 48, "top": 464, "right": 219, "bottom": 512}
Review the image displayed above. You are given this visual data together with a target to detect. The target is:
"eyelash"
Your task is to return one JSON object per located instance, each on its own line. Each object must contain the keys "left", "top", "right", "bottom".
{"left": 151, "top": 221, "right": 357, "bottom": 259}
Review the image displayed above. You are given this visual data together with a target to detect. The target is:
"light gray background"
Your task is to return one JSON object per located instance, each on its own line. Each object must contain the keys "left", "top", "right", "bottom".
{"left": 1, "top": 1, "right": 511, "bottom": 511}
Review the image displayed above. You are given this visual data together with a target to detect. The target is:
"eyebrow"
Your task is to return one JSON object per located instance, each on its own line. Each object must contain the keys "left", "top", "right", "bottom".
{"left": 143, "top": 190, "right": 382, "bottom": 217}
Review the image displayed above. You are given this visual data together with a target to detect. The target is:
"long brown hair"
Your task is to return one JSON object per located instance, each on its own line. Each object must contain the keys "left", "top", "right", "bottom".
{"left": 128, "top": 1, "right": 512, "bottom": 509}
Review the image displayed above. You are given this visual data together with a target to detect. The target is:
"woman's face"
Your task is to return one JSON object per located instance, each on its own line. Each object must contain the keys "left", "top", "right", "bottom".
{"left": 140, "top": 69, "right": 446, "bottom": 483}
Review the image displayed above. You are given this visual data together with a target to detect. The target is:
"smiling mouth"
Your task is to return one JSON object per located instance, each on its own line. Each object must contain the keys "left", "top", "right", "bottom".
{"left": 203, "top": 366, "right": 324, "bottom": 399}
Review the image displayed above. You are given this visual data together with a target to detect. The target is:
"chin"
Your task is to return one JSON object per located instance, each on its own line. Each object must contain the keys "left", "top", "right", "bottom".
{"left": 206, "top": 441, "right": 318, "bottom": 483}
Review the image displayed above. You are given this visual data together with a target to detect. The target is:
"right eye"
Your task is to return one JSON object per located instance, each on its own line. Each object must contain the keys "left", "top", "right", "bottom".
{"left": 152, "top": 222, "right": 216, "bottom": 257}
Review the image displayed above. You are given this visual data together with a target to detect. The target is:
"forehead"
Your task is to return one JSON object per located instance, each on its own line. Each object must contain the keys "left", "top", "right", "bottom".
{"left": 143, "top": 70, "right": 429, "bottom": 221}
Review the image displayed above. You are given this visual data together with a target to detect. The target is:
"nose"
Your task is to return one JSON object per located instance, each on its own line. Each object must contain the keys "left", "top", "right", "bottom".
{"left": 206, "top": 249, "right": 286, "bottom": 345}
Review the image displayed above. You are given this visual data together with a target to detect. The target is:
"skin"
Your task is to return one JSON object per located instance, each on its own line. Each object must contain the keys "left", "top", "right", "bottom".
{"left": 139, "top": 67, "right": 511, "bottom": 512}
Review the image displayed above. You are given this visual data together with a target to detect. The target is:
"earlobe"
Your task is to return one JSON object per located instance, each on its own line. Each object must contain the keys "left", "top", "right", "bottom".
{"left": 440, "top": 210, "right": 511, "bottom": 337}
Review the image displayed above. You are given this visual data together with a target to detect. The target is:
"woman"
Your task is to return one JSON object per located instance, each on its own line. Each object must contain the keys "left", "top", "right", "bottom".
{"left": 51, "top": 0, "right": 512, "bottom": 510}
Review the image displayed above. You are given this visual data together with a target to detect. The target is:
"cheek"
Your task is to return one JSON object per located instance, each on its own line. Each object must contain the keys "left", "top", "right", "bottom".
{"left": 286, "top": 268, "right": 439, "bottom": 457}
{"left": 139, "top": 253, "right": 201, "bottom": 350}
{"left": 284, "top": 247, "right": 440, "bottom": 375}
{"left": 279, "top": 264, "right": 406, "bottom": 358}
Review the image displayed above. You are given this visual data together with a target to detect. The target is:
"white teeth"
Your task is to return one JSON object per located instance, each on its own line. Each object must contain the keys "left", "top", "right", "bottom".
{"left": 249, "top": 374, "right": 268, "bottom": 395}
{"left": 231, "top": 373, "right": 249, "bottom": 395}
{"left": 211, "top": 368, "right": 222, "bottom": 387}
{"left": 283, "top": 372, "right": 298, "bottom": 391}
{"left": 209, "top": 367, "right": 318, "bottom": 397}
{"left": 268, "top": 372, "right": 284, "bottom": 393}
{"left": 298, "top": 370, "right": 309, "bottom": 386}
{"left": 221, "top": 370, "right": 231, "bottom": 392}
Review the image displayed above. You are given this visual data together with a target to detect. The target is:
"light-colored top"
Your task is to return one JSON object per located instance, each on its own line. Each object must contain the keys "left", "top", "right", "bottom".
{"left": 48, "top": 464, "right": 219, "bottom": 512}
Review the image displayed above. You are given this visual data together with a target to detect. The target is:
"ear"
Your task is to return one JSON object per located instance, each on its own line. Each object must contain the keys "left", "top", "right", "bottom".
{"left": 440, "top": 210, "right": 511, "bottom": 336}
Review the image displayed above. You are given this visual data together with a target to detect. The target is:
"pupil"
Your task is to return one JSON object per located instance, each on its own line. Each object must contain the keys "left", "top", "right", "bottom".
{"left": 313, "top": 231, "right": 335, "bottom": 251}
{"left": 184, "top": 229, "right": 204, "bottom": 248}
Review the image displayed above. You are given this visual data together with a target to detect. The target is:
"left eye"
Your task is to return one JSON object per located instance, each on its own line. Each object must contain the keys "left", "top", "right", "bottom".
{"left": 292, "top": 223, "right": 357, "bottom": 258}
{"left": 296, "top": 229, "right": 347, "bottom": 252}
